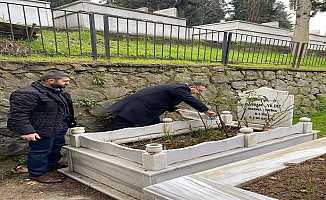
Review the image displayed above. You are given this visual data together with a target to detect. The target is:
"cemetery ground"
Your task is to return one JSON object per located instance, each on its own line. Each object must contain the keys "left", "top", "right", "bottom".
{"left": 0, "top": 166, "right": 114, "bottom": 200}
{"left": 0, "top": 104, "right": 325, "bottom": 200}
{"left": 240, "top": 154, "right": 326, "bottom": 200}
{"left": 0, "top": 32, "right": 325, "bottom": 199}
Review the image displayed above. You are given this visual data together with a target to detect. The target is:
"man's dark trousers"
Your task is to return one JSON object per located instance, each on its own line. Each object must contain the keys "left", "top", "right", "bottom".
{"left": 28, "top": 123, "right": 68, "bottom": 177}
{"left": 104, "top": 115, "right": 161, "bottom": 131}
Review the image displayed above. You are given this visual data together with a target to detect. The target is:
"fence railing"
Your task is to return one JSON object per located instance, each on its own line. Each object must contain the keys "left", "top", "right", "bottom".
{"left": 0, "top": 1, "right": 325, "bottom": 67}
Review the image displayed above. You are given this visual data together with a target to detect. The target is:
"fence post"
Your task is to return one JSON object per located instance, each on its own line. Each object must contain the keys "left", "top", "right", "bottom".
{"left": 89, "top": 13, "right": 97, "bottom": 60}
{"left": 222, "top": 32, "right": 232, "bottom": 65}
{"left": 292, "top": 42, "right": 306, "bottom": 68}
{"left": 103, "top": 15, "right": 110, "bottom": 59}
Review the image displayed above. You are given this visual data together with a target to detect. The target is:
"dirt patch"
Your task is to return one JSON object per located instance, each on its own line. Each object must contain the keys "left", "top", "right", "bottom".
{"left": 0, "top": 39, "right": 28, "bottom": 55}
{"left": 0, "top": 157, "right": 115, "bottom": 200}
{"left": 123, "top": 127, "right": 238, "bottom": 150}
{"left": 240, "top": 154, "right": 326, "bottom": 200}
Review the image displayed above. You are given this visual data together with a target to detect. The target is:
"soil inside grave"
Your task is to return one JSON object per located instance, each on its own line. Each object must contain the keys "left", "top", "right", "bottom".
{"left": 240, "top": 154, "right": 326, "bottom": 200}
{"left": 122, "top": 127, "right": 239, "bottom": 150}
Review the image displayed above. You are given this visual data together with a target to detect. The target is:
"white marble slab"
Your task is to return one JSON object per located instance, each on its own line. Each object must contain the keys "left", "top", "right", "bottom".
{"left": 80, "top": 136, "right": 145, "bottom": 164}
{"left": 193, "top": 137, "right": 326, "bottom": 186}
{"left": 177, "top": 109, "right": 210, "bottom": 121}
{"left": 165, "top": 135, "right": 244, "bottom": 165}
{"left": 144, "top": 176, "right": 276, "bottom": 200}
{"left": 59, "top": 168, "right": 138, "bottom": 200}
{"left": 254, "top": 123, "right": 303, "bottom": 143}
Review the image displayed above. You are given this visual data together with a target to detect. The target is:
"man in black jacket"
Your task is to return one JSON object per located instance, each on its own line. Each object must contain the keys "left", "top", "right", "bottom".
{"left": 7, "top": 71, "right": 76, "bottom": 183}
{"left": 103, "top": 82, "right": 216, "bottom": 131}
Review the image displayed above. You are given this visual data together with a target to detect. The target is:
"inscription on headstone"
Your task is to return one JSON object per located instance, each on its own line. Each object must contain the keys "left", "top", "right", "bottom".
{"left": 238, "top": 87, "right": 294, "bottom": 128}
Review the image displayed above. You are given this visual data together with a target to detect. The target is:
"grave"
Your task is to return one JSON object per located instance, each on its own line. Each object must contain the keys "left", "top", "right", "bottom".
{"left": 238, "top": 87, "right": 294, "bottom": 128}
{"left": 0, "top": 0, "right": 52, "bottom": 27}
{"left": 53, "top": 1, "right": 187, "bottom": 38}
{"left": 144, "top": 137, "right": 326, "bottom": 200}
{"left": 60, "top": 109, "right": 316, "bottom": 200}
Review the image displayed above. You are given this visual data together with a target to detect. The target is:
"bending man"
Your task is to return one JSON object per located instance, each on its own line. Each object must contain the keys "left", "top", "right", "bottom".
{"left": 103, "top": 82, "right": 216, "bottom": 130}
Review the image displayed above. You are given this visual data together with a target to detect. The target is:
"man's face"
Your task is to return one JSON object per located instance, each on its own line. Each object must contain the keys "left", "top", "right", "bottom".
{"left": 49, "top": 77, "right": 70, "bottom": 88}
{"left": 190, "top": 85, "right": 207, "bottom": 95}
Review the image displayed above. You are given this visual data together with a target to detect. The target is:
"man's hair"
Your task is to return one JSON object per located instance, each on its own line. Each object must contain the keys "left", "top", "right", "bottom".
{"left": 40, "top": 71, "right": 69, "bottom": 81}
{"left": 188, "top": 82, "right": 208, "bottom": 88}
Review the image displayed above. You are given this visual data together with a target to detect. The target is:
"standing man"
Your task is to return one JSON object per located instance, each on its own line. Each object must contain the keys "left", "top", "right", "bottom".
{"left": 103, "top": 82, "right": 216, "bottom": 131}
{"left": 7, "top": 71, "right": 76, "bottom": 183}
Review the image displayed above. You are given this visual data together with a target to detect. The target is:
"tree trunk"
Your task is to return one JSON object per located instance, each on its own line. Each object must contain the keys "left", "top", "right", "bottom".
{"left": 293, "top": 0, "right": 312, "bottom": 43}
{"left": 292, "top": 0, "right": 312, "bottom": 68}
{"left": 247, "top": 0, "right": 263, "bottom": 23}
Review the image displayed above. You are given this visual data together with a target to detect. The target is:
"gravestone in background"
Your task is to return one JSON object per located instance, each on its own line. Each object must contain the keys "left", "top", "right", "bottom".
{"left": 238, "top": 87, "right": 294, "bottom": 128}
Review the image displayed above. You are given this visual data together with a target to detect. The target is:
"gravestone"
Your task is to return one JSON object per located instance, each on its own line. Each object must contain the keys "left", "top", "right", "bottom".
{"left": 238, "top": 87, "right": 294, "bottom": 128}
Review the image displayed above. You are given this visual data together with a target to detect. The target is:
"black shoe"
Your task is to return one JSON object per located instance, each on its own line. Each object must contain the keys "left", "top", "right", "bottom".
{"left": 48, "top": 162, "right": 68, "bottom": 171}
{"left": 30, "top": 174, "right": 63, "bottom": 183}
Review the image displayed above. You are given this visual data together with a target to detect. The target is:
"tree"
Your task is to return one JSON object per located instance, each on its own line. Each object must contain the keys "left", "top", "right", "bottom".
{"left": 177, "top": 0, "right": 225, "bottom": 25}
{"left": 311, "top": 0, "right": 326, "bottom": 14}
{"left": 108, "top": 0, "right": 176, "bottom": 12}
{"left": 112, "top": 0, "right": 225, "bottom": 26}
{"left": 272, "top": 2, "right": 293, "bottom": 30}
{"left": 290, "top": 0, "right": 326, "bottom": 43}
{"left": 291, "top": 0, "right": 312, "bottom": 44}
{"left": 227, "top": 0, "right": 292, "bottom": 29}
{"left": 46, "top": 0, "right": 77, "bottom": 8}
{"left": 247, "top": 0, "right": 263, "bottom": 23}
{"left": 290, "top": 0, "right": 325, "bottom": 67}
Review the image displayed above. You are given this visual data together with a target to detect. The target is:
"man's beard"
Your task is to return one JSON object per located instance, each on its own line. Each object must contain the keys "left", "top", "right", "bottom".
{"left": 50, "top": 82, "right": 65, "bottom": 88}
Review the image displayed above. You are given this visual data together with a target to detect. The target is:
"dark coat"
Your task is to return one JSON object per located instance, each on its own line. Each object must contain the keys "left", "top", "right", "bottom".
{"left": 7, "top": 82, "right": 76, "bottom": 137}
{"left": 105, "top": 84, "right": 208, "bottom": 126}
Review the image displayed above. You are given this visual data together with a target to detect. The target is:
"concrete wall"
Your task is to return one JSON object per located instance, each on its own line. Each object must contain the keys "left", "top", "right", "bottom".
{"left": 0, "top": 0, "right": 52, "bottom": 27}
{"left": 53, "top": 1, "right": 187, "bottom": 38}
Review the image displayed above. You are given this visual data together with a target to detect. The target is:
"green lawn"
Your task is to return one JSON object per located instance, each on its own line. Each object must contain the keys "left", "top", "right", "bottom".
{"left": 294, "top": 111, "right": 326, "bottom": 138}
{"left": 294, "top": 99, "right": 326, "bottom": 138}
{"left": 15, "top": 29, "right": 326, "bottom": 68}
{"left": 21, "top": 30, "right": 223, "bottom": 62}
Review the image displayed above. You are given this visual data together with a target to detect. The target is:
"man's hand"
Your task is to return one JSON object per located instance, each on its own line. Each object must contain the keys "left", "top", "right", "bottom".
{"left": 176, "top": 108, "right": 187, "bottom": 113}
{"left": 205, "top": 110, "right": 217, "bottom": 118}
{"left": 21, "top": 133, "right": 41, "bottom": 141}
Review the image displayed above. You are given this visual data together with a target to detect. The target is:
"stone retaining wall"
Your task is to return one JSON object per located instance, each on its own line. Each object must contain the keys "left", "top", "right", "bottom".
{"left": 1, "top": 61, "right": 325, "bottom": 156}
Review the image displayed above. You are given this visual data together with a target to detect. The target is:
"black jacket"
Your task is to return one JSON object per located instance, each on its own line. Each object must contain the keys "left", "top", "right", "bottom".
{"left": 105, "top": 84, "right": 208, "bottom": 126}
{"left": 7, "top": 82, "right": 76, "bottom": 137}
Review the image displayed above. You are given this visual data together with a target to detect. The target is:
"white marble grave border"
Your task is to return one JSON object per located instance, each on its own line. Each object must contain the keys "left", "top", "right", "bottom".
{"left": 63, "top": 115, "right": 317, "bottom": 199}
{"left": 69, "top": 115, "right": 315, "bottom": 168}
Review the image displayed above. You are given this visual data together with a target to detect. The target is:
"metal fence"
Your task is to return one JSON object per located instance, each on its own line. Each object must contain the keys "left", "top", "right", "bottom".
{"left": 0, "top": 1, "right": 325, "bottom": 67}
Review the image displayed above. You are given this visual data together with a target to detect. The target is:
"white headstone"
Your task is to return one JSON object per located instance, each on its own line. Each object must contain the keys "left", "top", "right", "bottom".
{"left": 136, "top": 7, "right": 149, "bottom": 12}
{"left": 153, "top": 8, "right": 178, "bottom": 17}
{"left": 238, "top": 87, "right": 294, "bottom": 128}
{"left": 261, "top": 21, "right": 280, "bottom": 28}
{"left": 310, "top": 30, "right": 321, "bottom": 35}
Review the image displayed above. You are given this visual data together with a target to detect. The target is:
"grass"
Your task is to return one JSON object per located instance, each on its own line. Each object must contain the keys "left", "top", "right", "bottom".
{"left": 11, "top": 29, "right": 325, "bottom": 68}
{"left": 0, "top": 54, "right": 222, "bottom": 66}
{"left": 20, "top": 29, "right": 223, "bottom": 62}
{"left": 294, "top": 98, "right": 326, "bottom": 138}
{"left": 294, "top": 111, "right": 326, "bottom": 138}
